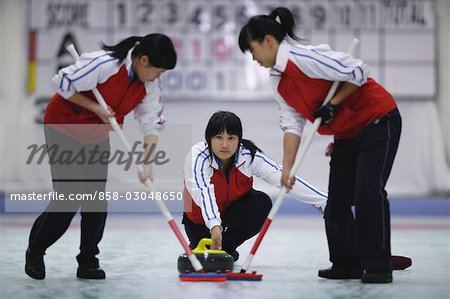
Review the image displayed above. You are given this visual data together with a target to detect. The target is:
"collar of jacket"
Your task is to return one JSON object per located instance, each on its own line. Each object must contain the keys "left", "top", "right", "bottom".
{"left": 272, "top": 39, "right": 291, "bottom": 73}
{"left": 209, "top": 144, "right": 246, "bottom": 170}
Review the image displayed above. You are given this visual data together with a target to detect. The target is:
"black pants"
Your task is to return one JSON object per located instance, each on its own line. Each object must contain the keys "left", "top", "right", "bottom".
{"left": 28, "top": 126, "right": 110, "bottom": 267}
{"left": 325, "top": 108, "right": 401, "bottom": 272}
{"left": 182, "top": 189, "right": 272, "bottom": 254}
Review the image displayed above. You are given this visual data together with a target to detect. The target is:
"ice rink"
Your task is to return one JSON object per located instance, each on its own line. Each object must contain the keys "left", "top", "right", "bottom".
{"left": 1, "top": 199, "right": 449, "bottom": 299}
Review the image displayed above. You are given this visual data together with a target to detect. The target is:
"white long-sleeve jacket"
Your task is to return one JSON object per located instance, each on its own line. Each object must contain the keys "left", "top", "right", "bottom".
{"left": 50, "top": 47, "right": 165, "bottom": 136}
{"left": 270, "top": 39, "right": 370, "bottom": 138}
{"left": 183, "top": 142, "right": 328, "bottom": 229}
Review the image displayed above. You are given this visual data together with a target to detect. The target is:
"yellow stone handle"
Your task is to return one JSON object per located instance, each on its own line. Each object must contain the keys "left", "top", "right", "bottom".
{"left": 192, "top": 238, "right": 227, "bottom": 255}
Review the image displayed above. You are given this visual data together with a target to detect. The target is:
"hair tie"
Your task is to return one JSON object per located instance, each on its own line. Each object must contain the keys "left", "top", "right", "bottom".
{"left": 134, "top": 36, "right": 142, "bottom": 47}
{"left": 269, "top": 13, "right": 281, "bottom": 24}
{"left": 274, "top": 15, "right": 281, "bottom": 24}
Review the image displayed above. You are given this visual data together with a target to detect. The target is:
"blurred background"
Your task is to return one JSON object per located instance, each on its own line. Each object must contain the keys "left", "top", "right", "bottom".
{"left": 0, "top": 0, "right": 449, "bottom": 203}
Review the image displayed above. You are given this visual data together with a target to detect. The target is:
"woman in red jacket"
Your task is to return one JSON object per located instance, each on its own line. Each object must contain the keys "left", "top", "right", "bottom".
{"left": 182, "top": 111, "right": 328, "bottom": 261}
{"left": 239, "top": 7, "right": 402, "bottom": 283}
{"left": 25, "top": 34, "right": 177, "bottom": 280}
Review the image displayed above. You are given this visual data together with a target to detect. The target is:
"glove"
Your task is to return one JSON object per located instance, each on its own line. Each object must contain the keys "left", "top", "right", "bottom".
{"left": 314, "top": 102, "right": 338, "bottom": 124}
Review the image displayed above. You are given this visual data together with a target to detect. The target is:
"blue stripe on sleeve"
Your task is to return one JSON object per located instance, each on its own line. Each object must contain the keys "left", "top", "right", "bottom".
{"left": 59, "top": 53, "right": 113, "bottom": 91}
{"left": 310, "top": 49, "right": 349, "bottom": 69}
{"left": 295, "top": 178, "right": 328, "bottom": 198}
{"left": 193, "top": 148, "right": 214, "bottom": 220}
{"left": 200, "top": 155, "right": 217, "bottom": 219}
{"left": 67, "top": 58, "right": 117, "bottom": 90}
{"left": 242, "top": 152, "right": 328, "bottom": 198}
{"left": 357, "top": 66, "right": 364, "bottom": 83}
{"left": 289, "top": 51, "right": 354, "bottom": 76}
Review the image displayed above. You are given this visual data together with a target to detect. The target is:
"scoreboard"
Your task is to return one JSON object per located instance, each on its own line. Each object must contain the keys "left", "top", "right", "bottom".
{"left": 28, "top": 0, "right": 436, "bottom": 123}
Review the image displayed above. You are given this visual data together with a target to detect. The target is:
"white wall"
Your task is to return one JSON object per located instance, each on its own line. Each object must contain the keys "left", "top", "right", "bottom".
{"left": 436, "top": 0, "right": 450, "bottom": 163}
{"left": 0, "top": 0, "right": 27, "bottom": 123}
{"left": 0, "top": 0, "right": 28, "bottom": 192}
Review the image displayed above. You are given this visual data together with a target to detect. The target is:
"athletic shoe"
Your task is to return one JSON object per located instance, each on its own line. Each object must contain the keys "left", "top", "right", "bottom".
{"left": 25, "top": 248, "right": 45, "bottom": 280}
{"left": 76, "top": 266, "right": 106, "bottom": 279}
{"left": 361, "top": 270, "right": 393, "bottom": 283}
{"left": 318, "top": 265, "right": 363, "bottom": 279}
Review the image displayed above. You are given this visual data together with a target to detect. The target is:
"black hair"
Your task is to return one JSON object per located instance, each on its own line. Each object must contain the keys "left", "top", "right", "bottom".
{"left": 101, "top": 33, "right": 177, "bottom": 69}
{"left": 205, "top": 111, "right": 262, "bottom": 162}
{"left": 238, "top": 7, "right": 300, "bottom": 53}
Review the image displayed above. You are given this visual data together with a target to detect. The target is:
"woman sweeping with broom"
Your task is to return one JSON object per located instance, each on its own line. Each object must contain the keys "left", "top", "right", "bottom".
{"left": 238, "top": 6, "right": 410, "bottom": 283}
{"left": 25, "top": 33, "right": 177, "bottom": 280}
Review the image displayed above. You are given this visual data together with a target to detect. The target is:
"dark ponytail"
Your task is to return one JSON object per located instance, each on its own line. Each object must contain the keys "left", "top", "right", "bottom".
{"left": 241, "top": 139, "right": 263, "bottom": 162}
{"left": 101, "top": 33, "right": 177, "bottom": 69}
{"left": 204, "top": 111, "right": 262, "bottom": 163}
{"left": 239, "top": 7, "right": 300, "bottom": 53}
{"left": 269, "top": 7, "right": 299, "bottom": 42}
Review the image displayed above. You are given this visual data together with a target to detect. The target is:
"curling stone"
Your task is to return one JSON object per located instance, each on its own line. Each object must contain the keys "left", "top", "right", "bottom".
{"left": 177, "top": 238, "right": 234, "bottom": 274}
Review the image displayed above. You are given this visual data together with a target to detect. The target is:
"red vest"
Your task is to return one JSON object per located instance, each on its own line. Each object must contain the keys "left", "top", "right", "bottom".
{"left": 184, "top": 164, "right": 253, "bottom": 225}
{"left": 44, "top": 66, "right": 146, "bottom": 143}
{"left": 278, "top": 60, "right": 397, "bottom": 139}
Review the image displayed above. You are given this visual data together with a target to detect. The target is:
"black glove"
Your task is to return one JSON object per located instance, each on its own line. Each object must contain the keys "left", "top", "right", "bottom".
{"left": 314, "top": 102, "right": 338, "bottom": 124}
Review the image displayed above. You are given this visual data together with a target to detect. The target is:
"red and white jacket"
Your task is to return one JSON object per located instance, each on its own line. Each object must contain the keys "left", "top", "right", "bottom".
{"left": 45, "top": 47, "right": 165, "bottom": 143}
{"left": 183, "top": 142, "right": 328, "bottom": 229}
{"left": 271, "top": 39, "right": 397, "bottom": 140}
